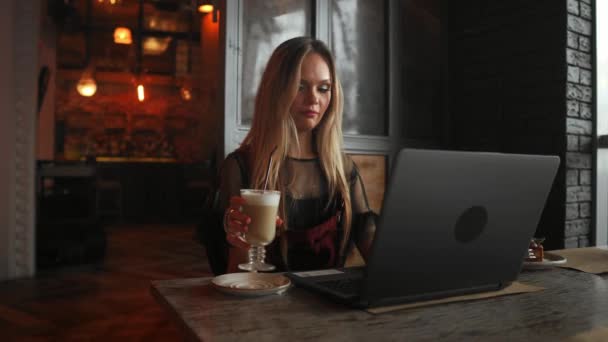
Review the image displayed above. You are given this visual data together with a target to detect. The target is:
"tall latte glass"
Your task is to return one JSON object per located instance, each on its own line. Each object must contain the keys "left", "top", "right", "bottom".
{"left": 238, "top": 189, "right": 281, "bottom": 272}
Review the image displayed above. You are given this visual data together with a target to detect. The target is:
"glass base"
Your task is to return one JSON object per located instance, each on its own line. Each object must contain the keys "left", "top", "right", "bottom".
{"left": 238, "top": 261, "right": 276, "bottom": 272}
{"left": 238, "top": 245, "right": 275, "bottom": 272}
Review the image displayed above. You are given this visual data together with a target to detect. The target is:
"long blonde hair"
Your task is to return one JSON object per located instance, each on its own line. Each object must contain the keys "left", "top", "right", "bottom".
{"left": 240, "top": 37, "right": 353, "bottom": 261}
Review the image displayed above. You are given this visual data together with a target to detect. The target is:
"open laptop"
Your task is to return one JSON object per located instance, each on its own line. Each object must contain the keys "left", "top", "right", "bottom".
{"left": 286, "top": 148, "right": 560, "bottom": 308}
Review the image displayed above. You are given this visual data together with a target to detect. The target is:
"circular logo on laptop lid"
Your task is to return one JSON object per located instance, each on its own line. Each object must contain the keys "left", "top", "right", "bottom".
{"left": 454, "top": 205, "right": 488, "bottom": 243}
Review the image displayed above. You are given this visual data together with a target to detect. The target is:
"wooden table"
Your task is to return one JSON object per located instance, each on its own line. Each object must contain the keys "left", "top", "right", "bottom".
{"left": 150, "top": 268, "right": 608, "bottom": 341}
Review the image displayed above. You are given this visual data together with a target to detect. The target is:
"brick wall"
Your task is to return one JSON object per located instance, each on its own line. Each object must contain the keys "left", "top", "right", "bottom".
{"left": 564, "top": 0, "right": 593, "bottom": 248}
{"left": 54, "top": 19, "right": 217, "bottom": 164}
{"left": 55, "top": 70, "right": 210, "bottom": 163}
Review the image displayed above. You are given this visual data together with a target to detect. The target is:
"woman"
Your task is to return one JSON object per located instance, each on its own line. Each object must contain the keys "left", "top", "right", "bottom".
{"left": 215, "top": 37, "right": 375, "bottom": 274}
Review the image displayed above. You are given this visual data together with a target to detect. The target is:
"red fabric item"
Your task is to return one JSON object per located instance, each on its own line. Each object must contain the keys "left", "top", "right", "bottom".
{"left": 286, "top": 213, "right": 340, "bottom": 268}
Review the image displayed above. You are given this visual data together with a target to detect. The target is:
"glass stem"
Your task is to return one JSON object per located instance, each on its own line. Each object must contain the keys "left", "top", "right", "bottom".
{"left": 248, "top": 246, "right": 266, "bottom": 265}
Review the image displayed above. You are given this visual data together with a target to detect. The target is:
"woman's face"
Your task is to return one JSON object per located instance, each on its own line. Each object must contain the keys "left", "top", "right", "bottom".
{"left": 289, "top": 52, "right": 332, "bottom": 134}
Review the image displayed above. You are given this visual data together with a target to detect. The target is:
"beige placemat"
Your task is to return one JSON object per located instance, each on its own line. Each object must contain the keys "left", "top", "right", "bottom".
{"left": 551, "top": 247, "right": 608, "bottom": 274}
{"left": 367, "top": 281, "right": 544, "bottom": 314}
{"left": 567, "top": 326, "right": 608, "bottom": 341}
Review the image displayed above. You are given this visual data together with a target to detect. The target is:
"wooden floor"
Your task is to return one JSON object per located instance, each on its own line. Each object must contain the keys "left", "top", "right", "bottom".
{"left": 0, "top": 224, "right": 213, "bottom": 341}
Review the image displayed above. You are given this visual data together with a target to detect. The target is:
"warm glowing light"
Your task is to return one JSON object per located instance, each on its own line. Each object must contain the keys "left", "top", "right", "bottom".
{"left": 113, "top": 27, "right": 132, "bottom": 44}
{"left": 76, "top": 77, "right": 97, "bottom": 97}
{"left": 137, "top": 84, "right": 145, "bottom": 102}
{"left": 180, "top": 86, "right": 192, "bottom": 101}
{"left": 110, "top": 0, "right": 117, "bottom": 4}
{"left": 142, "top": 37, "right": 172, "bottom": 55}
{"left": 198, "top": 4, "right": 213, "bottom": 13}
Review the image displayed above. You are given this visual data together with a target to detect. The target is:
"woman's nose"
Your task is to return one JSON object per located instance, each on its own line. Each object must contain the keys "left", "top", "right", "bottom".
{"left": 305, "top": 89, "right": 319, "bottom": 104}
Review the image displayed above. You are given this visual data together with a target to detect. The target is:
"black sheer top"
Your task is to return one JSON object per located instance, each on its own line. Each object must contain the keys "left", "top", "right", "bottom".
{"left": 215, "top": 150, "right": 375, "bottom": 272}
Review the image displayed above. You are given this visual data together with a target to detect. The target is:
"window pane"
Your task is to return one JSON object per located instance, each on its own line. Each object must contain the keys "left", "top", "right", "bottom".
{"left": 331, "top": 0, "right": 387, "bottom": 135}
{"left": 240, "top": 0, "right": 312, "bottom": 126}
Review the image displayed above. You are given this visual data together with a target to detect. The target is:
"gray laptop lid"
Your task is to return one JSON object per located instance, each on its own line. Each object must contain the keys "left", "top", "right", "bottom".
{"left": 362, "top": 148, "right": 560, "bottom": 304}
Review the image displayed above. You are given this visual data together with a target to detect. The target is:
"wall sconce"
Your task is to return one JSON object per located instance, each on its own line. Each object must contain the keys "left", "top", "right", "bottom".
{"left": 180, "top": 85, "right": 192, "bottom": 101}
{"left": 137, "top": 84, "right": 145, "bottom": 102}
{"left": 113, "top": 27, "right": 132, "bottom": 44}
{"left": 131, "top": 73, "right": 146, "bottom": 102}
{"left": 76, "top": 67, "right": 97, "bottom": 97}
{"left": 178, "top": 76, "right": 193, "bottom": 101}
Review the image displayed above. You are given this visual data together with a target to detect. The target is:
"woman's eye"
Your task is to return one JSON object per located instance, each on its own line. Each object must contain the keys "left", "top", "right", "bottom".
{"left": 298, "top": 83, "right": 306, "bottom": 91}
{"left": 318, "top": 85, "right": 331, "bottom": 93}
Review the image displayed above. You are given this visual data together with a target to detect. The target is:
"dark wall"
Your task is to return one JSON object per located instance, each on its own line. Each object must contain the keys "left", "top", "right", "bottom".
{"left": 400, "top": 0, "right": 444, "bottom": 148}
{"left": 444, "top": 0, "right": 568, "bottom": 248}
{"left": 447, "top": 0, "right": 566, "bottom": 154}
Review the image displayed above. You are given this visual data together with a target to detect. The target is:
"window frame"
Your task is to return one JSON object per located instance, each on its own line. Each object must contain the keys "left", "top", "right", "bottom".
{"left": 222, "top": 0, "right": 399, "bottom": 160}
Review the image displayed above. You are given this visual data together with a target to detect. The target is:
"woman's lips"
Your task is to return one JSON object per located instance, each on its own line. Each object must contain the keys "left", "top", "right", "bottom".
{"left": 302, "top": 110, "right": 318, "bottom": 118}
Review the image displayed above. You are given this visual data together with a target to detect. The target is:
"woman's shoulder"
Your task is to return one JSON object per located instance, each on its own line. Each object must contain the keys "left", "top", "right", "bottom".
{"left": 224, "top": 146, "right": 252, "bottom": 166}
{"left": 225, "top": 146, "right": 250, "bottom": 161}
{"left": 340, "top": 153, "right": 359, "bottom": 181}
{"left": 221, "top": 147, "right": 251, "bottom": 181}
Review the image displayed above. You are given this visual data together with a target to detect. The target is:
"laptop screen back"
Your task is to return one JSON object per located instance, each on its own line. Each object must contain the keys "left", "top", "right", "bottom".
{"left": 362, "top": 149, "right": 560, "bottom": 304}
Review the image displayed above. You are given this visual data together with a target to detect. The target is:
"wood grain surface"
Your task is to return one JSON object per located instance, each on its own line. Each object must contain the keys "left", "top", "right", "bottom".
{"left": 151, "top": 268, "right": 608, "bottom": 341}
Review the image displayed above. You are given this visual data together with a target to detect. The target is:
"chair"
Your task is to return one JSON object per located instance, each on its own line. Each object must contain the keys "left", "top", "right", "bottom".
{"left": 96, "top": 164, "right": 123, "bottom": 222}
{"left": 36, "top": 160, "right": 106, "bottom": 268}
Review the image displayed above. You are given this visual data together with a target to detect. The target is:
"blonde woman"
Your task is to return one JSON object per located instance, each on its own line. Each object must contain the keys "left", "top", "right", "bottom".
{"left": 212, "top": 37, "right": 376, "bottom": 274}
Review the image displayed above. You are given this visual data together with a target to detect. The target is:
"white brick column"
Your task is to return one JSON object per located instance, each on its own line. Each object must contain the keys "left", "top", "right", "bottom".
{"left": 565, "top": 0, "right": 594, "bottom": 248}
{"left": 0, "top": 0, "right": 40, "bottom": 280}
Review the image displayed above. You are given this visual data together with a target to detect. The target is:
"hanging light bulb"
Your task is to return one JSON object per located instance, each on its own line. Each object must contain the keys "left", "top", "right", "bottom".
{"left": 77, "top": 77, "right": 97, "bottom": 97}
{"left": 113, "top": 27, "right": 132, "bottom": 44}
{"left": 76, "top": 67, "right": 97, "bottom": 97}
{"left": 137, "top": 84, "right": 145, "bottom": 102}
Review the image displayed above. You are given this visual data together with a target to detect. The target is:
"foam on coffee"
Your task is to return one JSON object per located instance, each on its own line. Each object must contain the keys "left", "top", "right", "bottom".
{"left": 240, "top": 190, "right": 281, "bottom": 245}
{"left": 240, "top": 190, "right": 280, "bottom": 205}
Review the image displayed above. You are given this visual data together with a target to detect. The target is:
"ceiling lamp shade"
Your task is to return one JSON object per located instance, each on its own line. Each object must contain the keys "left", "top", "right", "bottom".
{"left": 113, "top": 27, "right": 132, "bottom": 44}
{"left": 142, "top": 37, "right": 172, "bottom": 55}
{"left": 198, "top": 1, "right": 213, "bottom": 13}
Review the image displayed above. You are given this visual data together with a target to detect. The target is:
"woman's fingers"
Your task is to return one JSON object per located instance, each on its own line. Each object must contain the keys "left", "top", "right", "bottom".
{"left": 226, "top": 232, "right": 250, "bottom": 249}
{"left": 229, "top": 195, "right": 246, "bottom": 208}
{"left": 225, "top": 196, "right": 250, "bottom": 233}
{"left": 227, "top": 217, "right": 248, "bottom": 234}
{"left": 225, "top": 196, "right": 251, "bottom": 249}
{"left": 276, "top": 216, "right": 283, "bottom": 227}
{"left": 231, "top": 209, "right": 251, "bottom": 225}
{"left": 226, "top": 209, "right": 250, "bottom": 232}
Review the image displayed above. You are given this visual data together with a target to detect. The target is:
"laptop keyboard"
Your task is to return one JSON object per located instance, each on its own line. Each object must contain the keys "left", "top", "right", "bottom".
{"left": 318, "top": 277, "right": 362, "bottom": 296}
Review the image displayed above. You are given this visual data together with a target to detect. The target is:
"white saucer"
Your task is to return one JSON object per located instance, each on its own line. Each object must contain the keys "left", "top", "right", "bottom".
{"left": 523, "top": 252, "right": 567, "bottom": 270}
{"left": 211, "top": 272, "right": 291, "bottom": 297}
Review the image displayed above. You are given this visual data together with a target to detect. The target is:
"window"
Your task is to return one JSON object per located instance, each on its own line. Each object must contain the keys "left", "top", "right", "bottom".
{"left": 331, "top": 0, "right": 387, "bottom": 135}
{"left": 239, "top": 0, "right": 312, "bottom": 125}
{"left": 224, "top": 0, "right": 395, "bottom": 156}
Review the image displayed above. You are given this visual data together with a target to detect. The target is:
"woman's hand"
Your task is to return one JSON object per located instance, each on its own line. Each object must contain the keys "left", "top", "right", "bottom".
{"left": 224, "top": 196, "right": 251, "bottom": 249}
{"left": 224, "top": 196, "right": 284, "bottom": 249}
